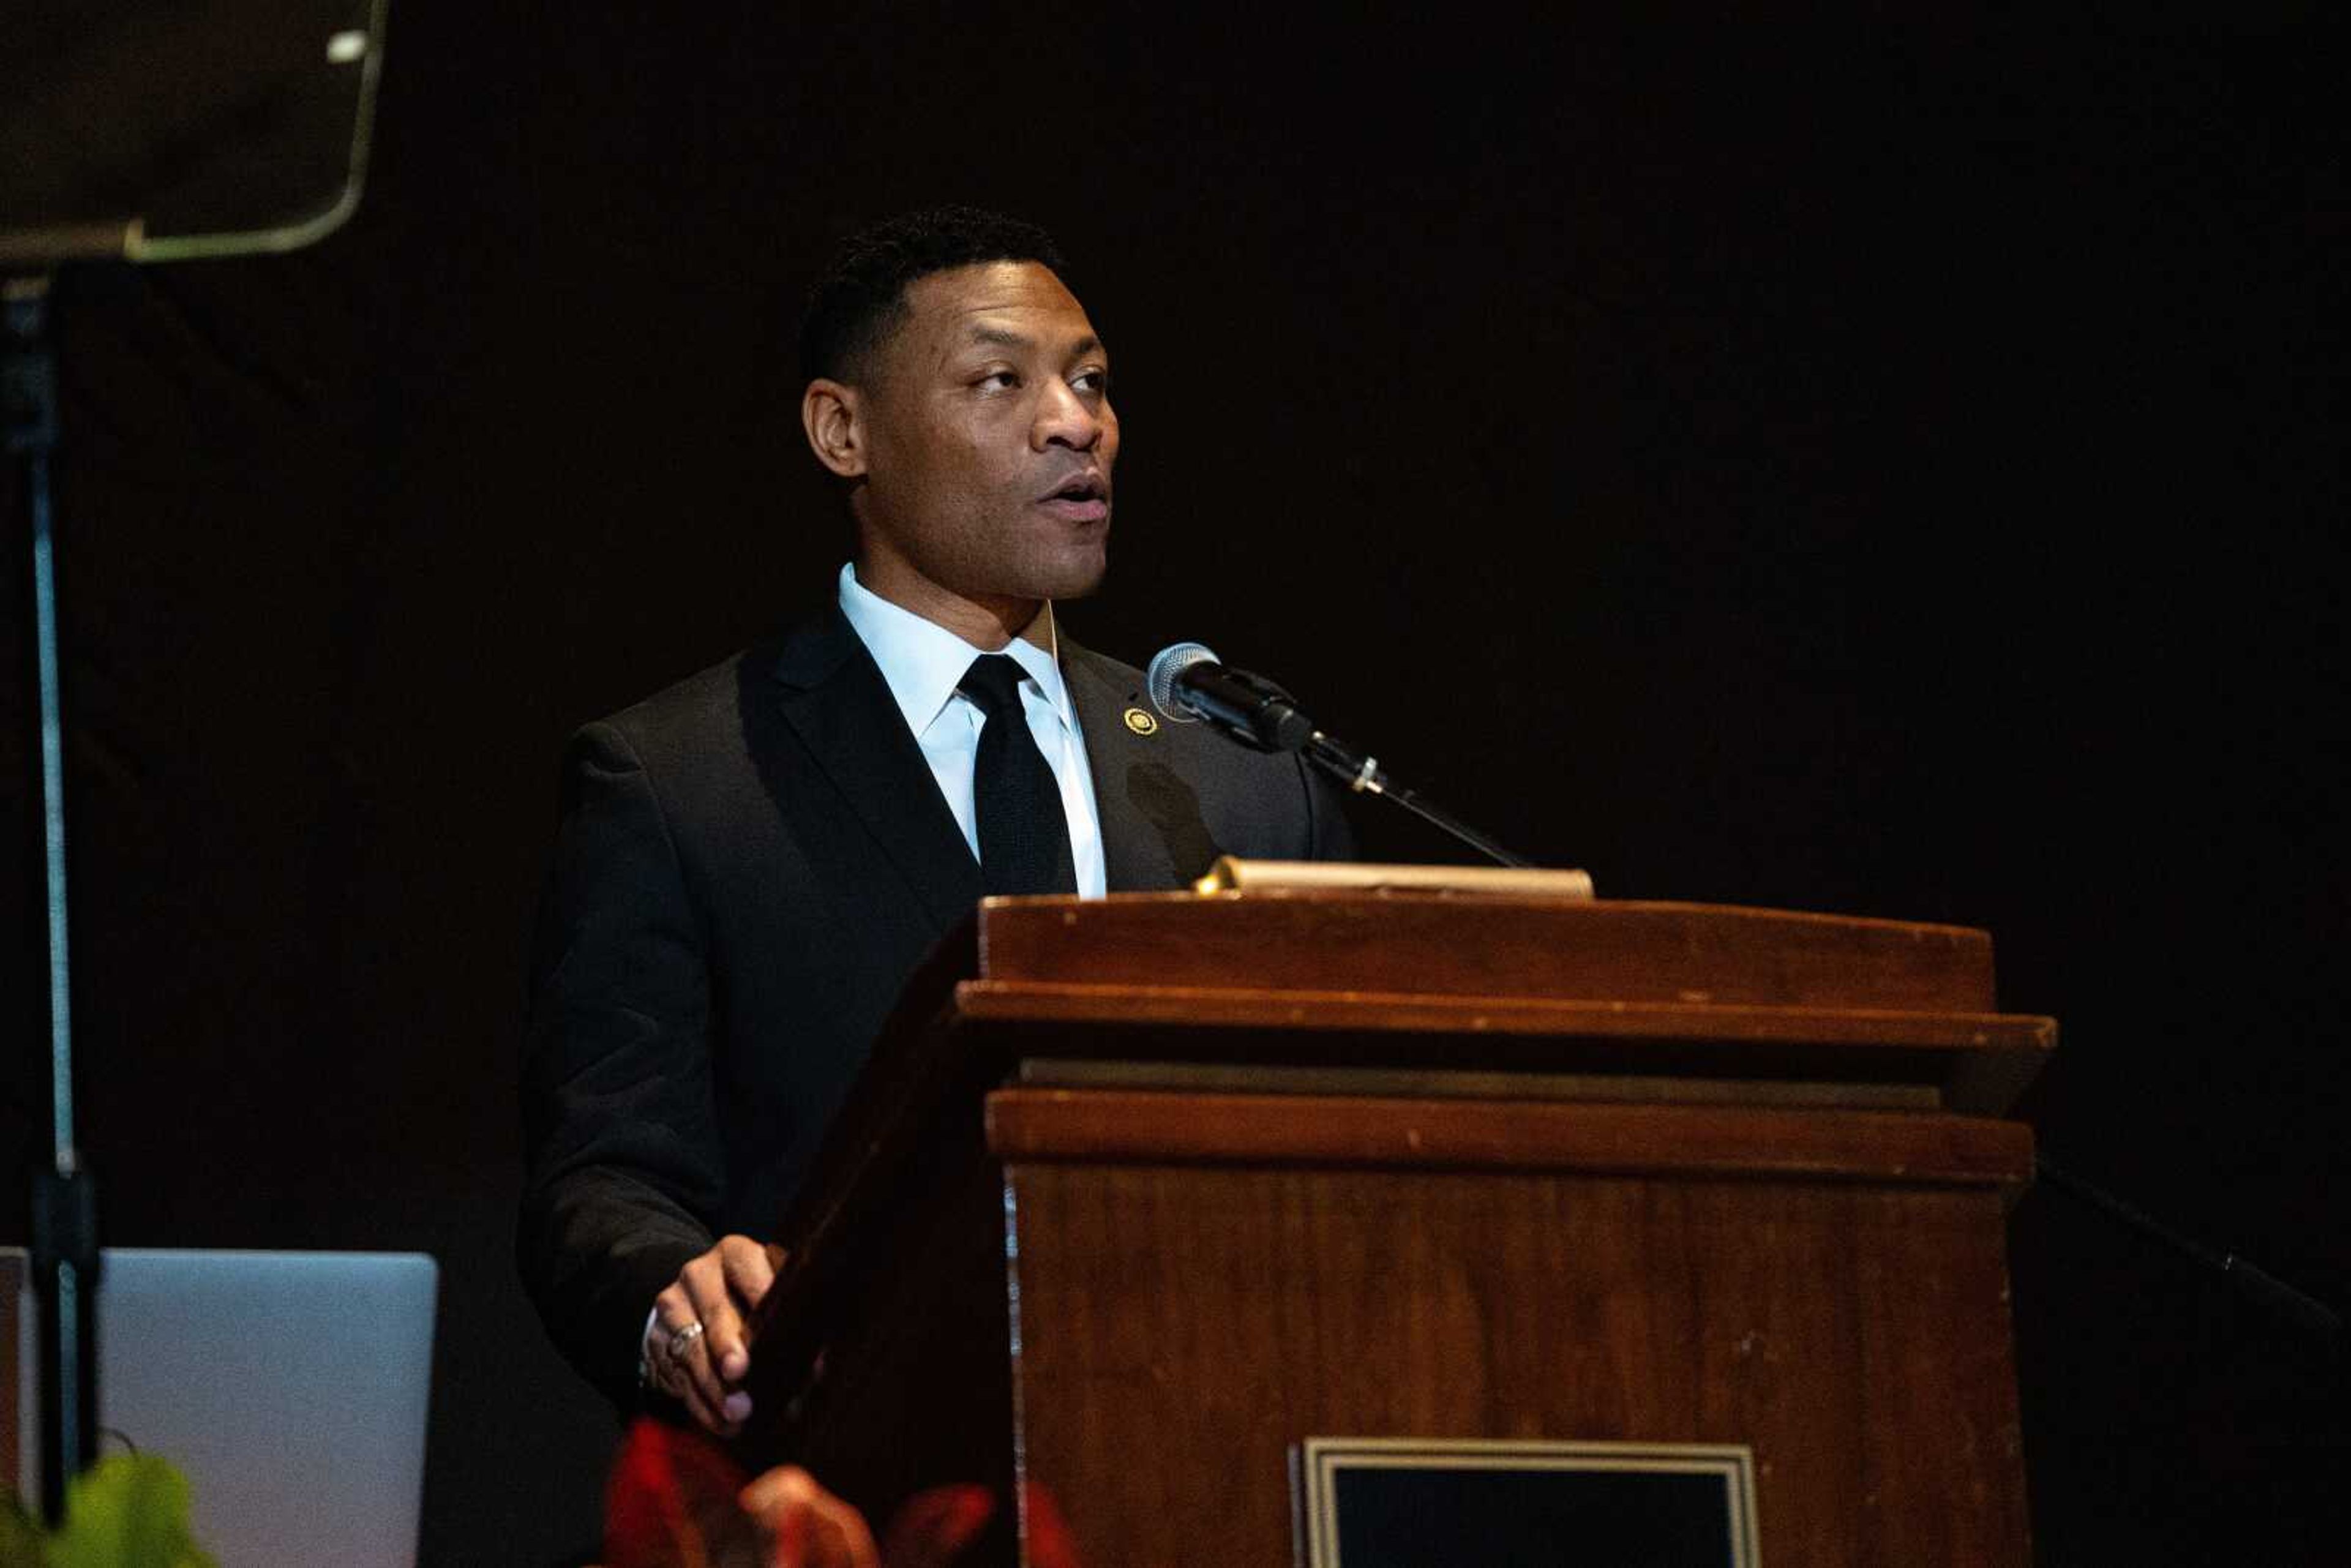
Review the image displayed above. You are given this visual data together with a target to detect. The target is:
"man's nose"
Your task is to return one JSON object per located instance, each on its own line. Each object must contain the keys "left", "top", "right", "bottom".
{"left": 1033, "top": 380, "right": 1102, "bottom": 451}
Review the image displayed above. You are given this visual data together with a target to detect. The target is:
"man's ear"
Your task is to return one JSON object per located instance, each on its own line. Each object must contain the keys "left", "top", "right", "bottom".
{"left": 801, "top": 378, "right": 866, "bottom": 479}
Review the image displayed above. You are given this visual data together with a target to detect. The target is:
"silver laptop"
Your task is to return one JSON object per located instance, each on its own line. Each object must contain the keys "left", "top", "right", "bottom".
{"left": 4, "top": 1248, "right": 437, "bottom": 1567}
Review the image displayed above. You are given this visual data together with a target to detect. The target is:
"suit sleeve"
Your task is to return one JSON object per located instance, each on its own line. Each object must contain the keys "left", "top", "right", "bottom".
{"left": 518, "top": 719, "right": 727, "bottom": 1409}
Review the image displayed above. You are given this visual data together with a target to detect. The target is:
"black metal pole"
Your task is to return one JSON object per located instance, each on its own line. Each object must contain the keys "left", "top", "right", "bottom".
{"left": 1300, "top": 729, "right": 1536, "bottom": 869}
{"left": 2035, "top": 1153, "right": 2341, "bottom": 1354}
{"left": 6, "top": 271, "right": 101, "bottom": 1524}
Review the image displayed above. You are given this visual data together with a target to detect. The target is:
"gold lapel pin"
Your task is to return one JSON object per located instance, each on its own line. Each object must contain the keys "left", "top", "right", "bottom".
{"left": 1122, "top": 707, "right": 1159, "bottom": 735}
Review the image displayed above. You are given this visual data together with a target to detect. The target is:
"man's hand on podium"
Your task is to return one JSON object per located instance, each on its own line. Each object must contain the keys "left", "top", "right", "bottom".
{"left": 645, "top": 1234, "right": 782, "bottom": 1436}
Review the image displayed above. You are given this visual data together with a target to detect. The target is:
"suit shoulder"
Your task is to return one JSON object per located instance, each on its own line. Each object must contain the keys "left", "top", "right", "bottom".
{"left": 1061, "top": 640, "right": 1144, "bottom": 692}
{"left": 555, "top": 650, "right": 779, "bottom": 814}
{"left": 582, "top": 648, "right": 762, "bottom": 755}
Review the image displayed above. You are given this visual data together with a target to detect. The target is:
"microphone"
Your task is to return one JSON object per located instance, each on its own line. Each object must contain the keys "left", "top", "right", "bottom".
{"left": 1141, "top": 640, "right": 1535, "bottom": 869}
{"left": 1144, "top": 642, "right": 1317, "bottom": 752}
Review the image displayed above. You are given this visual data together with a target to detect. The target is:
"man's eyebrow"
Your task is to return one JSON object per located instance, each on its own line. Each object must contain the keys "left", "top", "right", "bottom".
{"left": 962, "top": 325, "right": 1107, "bottom": 359}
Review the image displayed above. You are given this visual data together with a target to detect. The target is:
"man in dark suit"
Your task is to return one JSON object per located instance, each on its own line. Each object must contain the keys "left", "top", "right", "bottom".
{"left": 519, "top": 208, "right": 1352, "bottom": 1438}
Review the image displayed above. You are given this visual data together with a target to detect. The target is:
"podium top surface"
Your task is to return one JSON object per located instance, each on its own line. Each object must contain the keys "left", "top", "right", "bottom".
{"left": 946, "top": 893, "right": 2053, "bottom": 1114}
{"left": 973, "top": 892, "right": 2004, "bottom": 1010}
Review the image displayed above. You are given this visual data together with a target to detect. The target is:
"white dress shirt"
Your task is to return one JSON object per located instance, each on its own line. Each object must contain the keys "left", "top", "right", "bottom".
{"left": 834, "top": 562, "right": 1108, "bottom": 899}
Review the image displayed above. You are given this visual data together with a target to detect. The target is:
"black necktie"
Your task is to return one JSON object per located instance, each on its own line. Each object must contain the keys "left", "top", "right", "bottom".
{"left": 958, "top": 654, "right": 1078, "bottom": 896}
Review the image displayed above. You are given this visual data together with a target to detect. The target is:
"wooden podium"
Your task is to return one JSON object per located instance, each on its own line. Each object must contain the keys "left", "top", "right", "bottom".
{"left": 742, "top": 892, "right": 2053, "bottom": 1566}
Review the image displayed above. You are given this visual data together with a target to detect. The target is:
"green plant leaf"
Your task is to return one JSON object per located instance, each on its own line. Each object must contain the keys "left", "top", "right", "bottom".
{"left": 0, "top": 1493, "right": 47, "bottom": 1568}
{"left": 45, "top": 1456, "right": 216, "bottom": 1568}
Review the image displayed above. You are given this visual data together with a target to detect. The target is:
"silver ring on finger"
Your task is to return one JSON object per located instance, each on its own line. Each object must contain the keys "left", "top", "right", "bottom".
{"left": 666, "top": 1319, "right": 707, "bottom": 1363}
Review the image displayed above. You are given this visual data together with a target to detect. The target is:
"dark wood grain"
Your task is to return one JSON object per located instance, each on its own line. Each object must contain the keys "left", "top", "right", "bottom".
{"left": 986, "top": 1087, "right": 2035, "bottom": 1187}
{"left": 977, "top": 893, "right": 2001, "bottom": 1009}
{"left": 956, "top": 981, "right": 2053, "bottom": 1051}
{"left": 1001, "top": 1122, "right": 2032, "bottom": 1567}
{"left": 745, "top": 1116, "right": 1017, "bottom": 1551}
{"left": 957, "top": 984, "right": 2051, "bottom": 1114}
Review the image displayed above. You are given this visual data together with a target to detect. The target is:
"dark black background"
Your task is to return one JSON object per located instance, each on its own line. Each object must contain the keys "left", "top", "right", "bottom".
{"left": 5, "top": 8, "right": 2343, "bottom": 1564}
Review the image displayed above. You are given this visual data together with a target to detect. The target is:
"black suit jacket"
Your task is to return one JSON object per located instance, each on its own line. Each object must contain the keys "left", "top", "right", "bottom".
{"left": 519, "top": 606, "right": 1352, "bottom": 1404}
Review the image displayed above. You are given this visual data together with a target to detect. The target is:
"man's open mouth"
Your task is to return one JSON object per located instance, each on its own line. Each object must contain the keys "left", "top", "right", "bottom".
{"left": 1040, "top": 473, "right": 1110, "bottom": 520}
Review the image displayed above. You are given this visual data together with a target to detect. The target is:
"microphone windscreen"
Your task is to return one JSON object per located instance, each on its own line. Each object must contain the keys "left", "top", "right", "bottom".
{"left": 1144, "top": 642, "right": 1220, "bottom": 722}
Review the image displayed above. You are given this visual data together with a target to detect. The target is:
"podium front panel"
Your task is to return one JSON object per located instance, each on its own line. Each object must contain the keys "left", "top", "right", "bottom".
{"left": 996, "top": 1088, "right": 2031, "bottom": 1568}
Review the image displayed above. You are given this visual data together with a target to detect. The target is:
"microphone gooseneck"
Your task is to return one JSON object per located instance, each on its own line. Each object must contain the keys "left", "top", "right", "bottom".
{"left": 1142, "top": 641, "right": 1534, "bottom": 869}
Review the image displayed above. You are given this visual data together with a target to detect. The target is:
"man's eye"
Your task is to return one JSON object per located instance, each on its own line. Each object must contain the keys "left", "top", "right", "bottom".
{"left": 976, "top": 370, "right": 1019, "bottom": 391}
{"left": 1073, "top": 369, "right": 1110, "bottom": 394}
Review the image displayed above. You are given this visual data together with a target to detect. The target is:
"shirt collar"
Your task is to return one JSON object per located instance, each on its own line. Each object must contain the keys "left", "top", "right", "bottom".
{"left": 836, "top": 562, "right": 1071, "bottom": 735}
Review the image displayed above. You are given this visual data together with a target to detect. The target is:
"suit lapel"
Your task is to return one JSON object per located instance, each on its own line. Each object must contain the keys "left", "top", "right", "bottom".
{"left": 1064, "top": 643, "right": 1185, "bottom": 891}
{"left": 769, "top": 608, "right": 983, "bottom": 932}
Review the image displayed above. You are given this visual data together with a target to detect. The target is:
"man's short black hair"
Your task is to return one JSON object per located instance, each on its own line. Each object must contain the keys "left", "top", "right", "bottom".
{"left": 798, "top": 205, "right": 1067, "bottom": 386}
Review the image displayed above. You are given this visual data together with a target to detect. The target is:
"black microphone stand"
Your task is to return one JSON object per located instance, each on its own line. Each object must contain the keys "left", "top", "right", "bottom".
{"left": 6, "top": 271, "right": 100, "bottom": 1526}
{"left": 0, "top": 9, "right": 388, "bottom": 1518}
{"left": 1295, "top": 729, "right": 1535, "bottom": 870}
{"left": 2034, "top": 1152, "right": 2342, "bottom": 1354}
